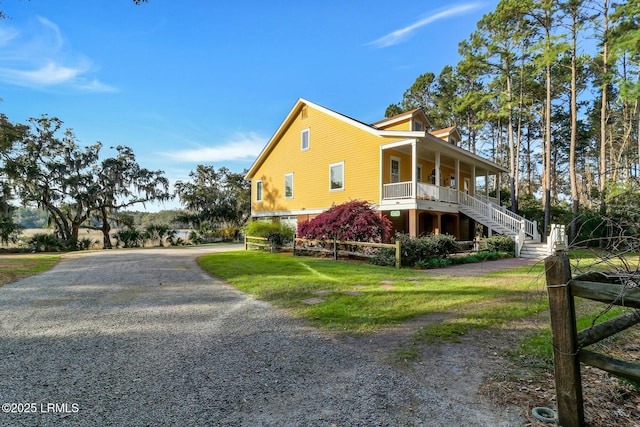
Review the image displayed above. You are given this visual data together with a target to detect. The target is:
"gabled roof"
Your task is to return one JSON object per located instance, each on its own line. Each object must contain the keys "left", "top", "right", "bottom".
{"left": 245, "top": 98, "right": 425, "bottom": 180}
{"left": 371, "top": 108, "right": 431, "bottom": 130}
{"left": 430, "top": 126, "right": 462, "bottom": 143}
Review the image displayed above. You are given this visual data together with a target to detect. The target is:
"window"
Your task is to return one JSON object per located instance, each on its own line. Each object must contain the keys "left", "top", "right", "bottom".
{"left": 301, "top": 128, "right": 310, "bottom": 151}
{"left": 390, "top": 156, "right": 400, "bottom": 183}
{"left": 329, "top": 162, "right": 344, "bottom": 191}
{"left": 414, "top": 121, "right": 423, "bottom": 131}
{"left": 417, "top": 164, "right": 423, "bottom": 182}
{"left": 256, "top": 180, "right": 263, "bottom": 202}
{"left": 284, "top": 173, "right": 293, "bottom": 199}
{"left": 450, "top": 175, "right": 456, "bottom": 189}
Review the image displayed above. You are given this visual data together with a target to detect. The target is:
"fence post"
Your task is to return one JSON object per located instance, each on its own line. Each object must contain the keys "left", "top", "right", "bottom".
{"left": 545, "top": 254, "right": 584, "bottom": 427}
{"left": 333, "top": 239, "right": 338, "bottom": 260}
{"left": 395, "top": 240, "right": 401, "bottom": 269}
{"left": 244, "top": 234, "right": 248, "bottom": 250}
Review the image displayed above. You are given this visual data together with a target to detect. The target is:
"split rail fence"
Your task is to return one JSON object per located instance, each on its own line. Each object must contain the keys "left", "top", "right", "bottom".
{"left": 244, "top": 235, "right": 401, "bottom": 269}
{"left": 545, "top": 254, "right": 640, "bottom": 427}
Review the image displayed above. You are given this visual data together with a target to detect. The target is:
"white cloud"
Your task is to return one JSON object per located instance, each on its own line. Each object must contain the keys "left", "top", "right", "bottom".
{"left": 162, "top": 132, "right": 267, "bottom": 163}
{"left": 0, "top": 16, "right": 115, "bottom": 91}
{"left": 368, "top": 3, "right": 482, "bottom": 48}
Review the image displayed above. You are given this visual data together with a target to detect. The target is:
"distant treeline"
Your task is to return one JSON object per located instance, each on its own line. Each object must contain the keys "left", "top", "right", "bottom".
{"left": 14, "top": 207, "right": 190, "bottom": 230}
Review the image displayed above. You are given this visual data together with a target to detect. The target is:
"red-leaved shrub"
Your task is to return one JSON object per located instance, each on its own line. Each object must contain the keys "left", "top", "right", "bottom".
{"left": 297, "top": 200, "right": 392, "bottom": 243}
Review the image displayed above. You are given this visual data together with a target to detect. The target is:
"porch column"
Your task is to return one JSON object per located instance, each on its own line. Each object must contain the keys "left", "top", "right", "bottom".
{"left": 409, "top": 209, "right": 418, "bottom": 237}
{"left": 454, "top": 213, "right": 460, "bottom": 239}
{"left": 471, "top": 165, "right": 476, "bottom": 195}
{"left": 411, "top": 140, "right": 417, "bottom": 199}
{"left": 435, "top": 152, "right": 441, "bottom": 187}
{"left": 379, "top": 146, "right": 384, "bottom": 203}
{"left": 485, "top": 170, "right": 489, "bottom": 198}
{"left": 496, "top": 172, "right": 501, "bottom": 204}
{"left": 455, "top": 159, "right": 460, "bottom": 201}
{"left": 435, "top": 214, "right": 442, "bottom": 235}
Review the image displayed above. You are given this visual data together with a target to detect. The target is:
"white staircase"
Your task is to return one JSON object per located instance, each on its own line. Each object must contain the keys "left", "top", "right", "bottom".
{"left": 457, "top": 192, "right": 542, "bottom": 257}
{"left": 519, "top": 240, "right": 549, "bottom": 259}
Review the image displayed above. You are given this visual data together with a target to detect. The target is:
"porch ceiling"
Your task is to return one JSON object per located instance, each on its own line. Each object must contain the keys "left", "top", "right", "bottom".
{"left": 387, "top": 140, "right": 498, "bottom": 176}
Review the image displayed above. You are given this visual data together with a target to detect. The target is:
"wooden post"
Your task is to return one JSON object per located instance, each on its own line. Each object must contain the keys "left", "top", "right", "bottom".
{"left": 333, "top": 239, "right": 338, "bottom": 260}
{"left": 395, "top": 240, "right": 401, "bottom": 269}
{"left": 244, "top": 234, "right": 248, "bottom": 250}
{"left": 545, "top": 254, "right": 584, "bottom": 427}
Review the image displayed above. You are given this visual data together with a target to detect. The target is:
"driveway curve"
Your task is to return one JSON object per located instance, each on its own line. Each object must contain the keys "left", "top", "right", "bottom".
{"left": 0, "top": 246, "right": 525, "bottom": 426}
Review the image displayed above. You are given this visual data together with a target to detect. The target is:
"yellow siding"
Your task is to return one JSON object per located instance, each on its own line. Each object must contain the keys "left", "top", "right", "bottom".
{"left": 380, "top": 118, "right": 411, "bottom": 131}
{"left": 382, "top": 150, "right": 413, "bottom": 183}
{"left": 251, "top": 104, "right": 403, "bottom": 214}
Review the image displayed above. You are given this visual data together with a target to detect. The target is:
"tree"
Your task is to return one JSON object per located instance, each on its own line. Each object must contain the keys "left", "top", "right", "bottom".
{"left": 459, "top": 0, "right": 535, "bottom": 213}
{"left": 174, "top": 165, "right": 250, "bottom": 230}
{"left": 88, "top": 145, "right": 171, "bottom": 248}
{"left": 2, "top": 115, "right": 170, "bottom": 249}
{"left": 0, "top": 114, "right": 28, "bottom": 245}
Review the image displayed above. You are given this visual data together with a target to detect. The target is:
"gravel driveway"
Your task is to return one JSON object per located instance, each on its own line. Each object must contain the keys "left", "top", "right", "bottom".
{"left": 0, "top": 246, "right": 525, "bottom": 426}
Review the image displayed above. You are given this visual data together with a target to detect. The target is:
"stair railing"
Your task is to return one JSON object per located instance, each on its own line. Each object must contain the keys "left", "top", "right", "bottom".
{"left": 459, "top": 191, "right": 539, "bottom": 241}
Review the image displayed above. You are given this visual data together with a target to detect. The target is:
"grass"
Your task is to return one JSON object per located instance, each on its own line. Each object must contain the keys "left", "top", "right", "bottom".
{"left": 0, "top": 254, "right": 61, "bottom": 287}
{"left": 511, "top": 250, "right": 640, "bottom": 372}
{"left": 197, "top": 251, "right": 547, "bottom": 337}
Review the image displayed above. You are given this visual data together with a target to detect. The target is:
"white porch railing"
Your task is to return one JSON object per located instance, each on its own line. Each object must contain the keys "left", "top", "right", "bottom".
{"left": 383, "top": 181, "right": 460, "bottom": 203}
{"left": 382, "top": 181, "right": 540, "bottom": 243}
{"left": 383, "top": 182, "right": 413, "bottom": 199}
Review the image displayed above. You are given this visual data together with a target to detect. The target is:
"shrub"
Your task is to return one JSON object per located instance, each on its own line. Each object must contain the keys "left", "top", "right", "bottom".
{"left": 481, "top": 235, "right": 515, "bottom": 253}
{"left": 25, "top": 233, "right": 65, "bottom": 252}
{"left": 76, "top": 237, "right": 97, "bottom": 251}
{"left": 394, "top": 233, "right": 460, "bottom": 267}
{"left": 297, "top": 200, "right": 392, "bottom": 243}
{"left": 113, "top": 227, "right": 144, "bottom": 248}
{"left": 368, "top": 247, "right": 396, "bottom": 267}
{"left": 245, "top": 220, "right": 295, "bottom": 252}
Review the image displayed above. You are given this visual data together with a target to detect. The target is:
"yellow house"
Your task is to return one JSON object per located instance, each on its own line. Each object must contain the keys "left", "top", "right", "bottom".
{"left": 245, "top": 98, "right": 540, "bottom": 249}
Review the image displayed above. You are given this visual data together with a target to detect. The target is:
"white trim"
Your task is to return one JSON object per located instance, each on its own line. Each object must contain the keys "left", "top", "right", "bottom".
{"left": 253, "top": 208, "right": 325, "bottom": 217}
{"left": 329, "top": 161, "right": 345, "bottom": 191}
{"left": 256, "top": 179, "right": 263, "bottom": 202}
{"left": 301, "top": 128, "right": 310, "bottom": 151}
{"left": 284, "top": 172, "right": 294, "bottom": 199}
{"left": 390, "top": 156, "right": 401, "bottom": 184}
{"left": 380, "top": 138, "right": 415, "bottom": 150}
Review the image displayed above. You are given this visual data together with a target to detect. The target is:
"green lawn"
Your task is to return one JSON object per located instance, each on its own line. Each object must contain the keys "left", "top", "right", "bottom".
{"left": 198, "top": 251, "right": 547, "bottom": 336}
{"left": 0, "top": 254, "right": 60, "bottom": 287}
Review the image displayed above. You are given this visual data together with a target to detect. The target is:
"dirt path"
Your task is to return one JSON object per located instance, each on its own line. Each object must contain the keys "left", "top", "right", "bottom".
{"left": 0, "top": 246, "right": 526, "bottom": 426}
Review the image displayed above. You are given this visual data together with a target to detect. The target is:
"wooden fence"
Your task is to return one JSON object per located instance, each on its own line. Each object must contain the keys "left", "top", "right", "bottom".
{"left": 244, "top": 235, "right": 271, "bottom": 251}
{"left": 244, "top": 235, "right": 401, "bottom": 269}
{"left": 545, "top": 254, "right": 640, "bottom": 427}
{"left": 293, "top": 237, "right": 401, "bottom": 269}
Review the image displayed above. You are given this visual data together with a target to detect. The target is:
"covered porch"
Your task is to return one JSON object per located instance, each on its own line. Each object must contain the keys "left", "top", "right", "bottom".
{"left": 378, "top": 135, "right": 508, "bottom": 238}
{"left": 379, "top": 137, "right": 503, "bottom": 209}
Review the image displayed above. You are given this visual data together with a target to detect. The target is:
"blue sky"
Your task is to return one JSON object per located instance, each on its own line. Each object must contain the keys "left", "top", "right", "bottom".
{"left": 0, "top": 1, "right": 497, "bottom": 211}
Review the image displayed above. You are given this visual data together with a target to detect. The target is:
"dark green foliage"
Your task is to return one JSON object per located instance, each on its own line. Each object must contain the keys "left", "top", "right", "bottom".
{"left": 112, "top": 227, "right": 144, "bottom": 248}
{"left": 25, "top": 233, "right": 65, "bottom": 252}
{"left": 414, "top": 251, "right": 510, "bottom": 269}
{"left": 481, "top": 235, "right": 515, "bottom": 254}
{"left": 144, "top": 224, "right": 175, "bottom": 247}
{"left": 174, "top": 165, "right": 250, "bottom": 230}
{"left": 368, "top": 248, "right": 396, "bottom": 267}
{"left": 394, "top": 233, "right": 460, "bottom": 267}
{"left": 369, "top": 233, "right": 460, "bottom": 267}
{"left": 245, "top": 220, "right": 295, "bottom": 252}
